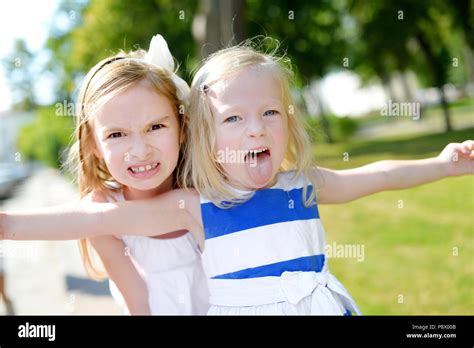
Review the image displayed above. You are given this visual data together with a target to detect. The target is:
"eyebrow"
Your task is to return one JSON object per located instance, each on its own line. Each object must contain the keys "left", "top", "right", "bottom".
{"left": 101, "top": 116, "right": 171, "bottom": 133}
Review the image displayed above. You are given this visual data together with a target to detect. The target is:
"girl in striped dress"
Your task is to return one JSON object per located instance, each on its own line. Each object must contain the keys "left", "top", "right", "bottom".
{"left": 2, "top": 42, "right": 473, "bottom": 315}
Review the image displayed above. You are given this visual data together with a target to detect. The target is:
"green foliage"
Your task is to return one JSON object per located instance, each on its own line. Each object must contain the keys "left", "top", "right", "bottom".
{"left": 46, "top": 0, "right": 199, "bottom": 101}
{"left": 306, "top": 114, "right": 358, "bottom": 143}
{"left": 2, "top": 39, "right": 37, "bottom": 110}
{"left": 245, "top": 0, "right": 348, "bottom": 81}
{"left": 349, "top": 0, "right": 471, "bottom": 87}
{"left": 332, "top": 115, "right": 358, "bottom": 140}
{"left": 16, "top": 106, "right": 74, "bottom": 168}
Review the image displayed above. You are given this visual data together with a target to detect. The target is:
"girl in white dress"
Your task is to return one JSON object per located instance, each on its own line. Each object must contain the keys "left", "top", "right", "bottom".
{"left": 62, "top": 34, "right": 209, "bottom": 315}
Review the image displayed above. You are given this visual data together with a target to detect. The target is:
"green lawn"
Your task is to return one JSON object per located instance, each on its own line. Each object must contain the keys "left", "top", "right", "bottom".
{"left": 315, "top": 127, "right": 474, "bottom": 314}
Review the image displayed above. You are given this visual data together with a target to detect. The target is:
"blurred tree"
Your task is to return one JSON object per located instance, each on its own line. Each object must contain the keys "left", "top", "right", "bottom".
{"left": 45, "top": 0, "right": 88, "bottom": 104}
{"left": 194, "top": 0, "right": 245, "bottom": 57}
{"left": 2, "top": 39, "right": 37, "bottom": 111}
{"left": 46, "top": 0, "right": 199, "bottom": 103}
{"left": 243, "top": 0, "right": 350, "bottom": 143}
{"left": 450, "top": 0, "right": 473, "bottom": 50}
{"left": 349, "top": 0, "right": 471, "bottom": 132}
{"left": 16, "top": 106, "right": 74, "bottom": 169}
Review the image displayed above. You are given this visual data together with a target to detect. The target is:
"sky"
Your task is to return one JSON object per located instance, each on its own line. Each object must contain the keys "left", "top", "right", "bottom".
{"left": 0, "top": 0, "right": 387, "bottom": 116}
{"left": 0, "top": 0, "right": 59, "bottom": 112}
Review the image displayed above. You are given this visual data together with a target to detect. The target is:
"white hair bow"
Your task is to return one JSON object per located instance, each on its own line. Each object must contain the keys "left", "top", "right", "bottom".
{"left": 144, "top": 34, "right": 190, "bottom": 103}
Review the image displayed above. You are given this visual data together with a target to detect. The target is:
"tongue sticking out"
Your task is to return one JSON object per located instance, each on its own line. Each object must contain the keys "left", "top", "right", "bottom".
{"left": 246, "top": 151, "right": 273, "bottom": 186}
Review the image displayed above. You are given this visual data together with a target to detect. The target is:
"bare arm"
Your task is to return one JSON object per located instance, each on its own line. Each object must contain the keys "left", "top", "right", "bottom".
{"left": 316, "top": 140, "right": 473, "bottom": 204}
{"left": 0, "top": 188, "right": 201, "bottom": 241}
{"left": 89, "top": 235, "right": 150, "bottom": 315}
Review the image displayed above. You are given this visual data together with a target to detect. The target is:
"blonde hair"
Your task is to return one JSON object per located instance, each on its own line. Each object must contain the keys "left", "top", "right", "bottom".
{"left": 181, "top": 39, "right": 320, "bottom": 208}
{"left": 67, "top": 49, "right": 187, "bottom": 279}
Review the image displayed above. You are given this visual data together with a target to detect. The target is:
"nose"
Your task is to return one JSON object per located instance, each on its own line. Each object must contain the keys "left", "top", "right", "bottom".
{"left": 128, "top": 135, "right": 152, "bottom": 160}
{"left": 245, "top": 114, "right": 266, "bottom": 138}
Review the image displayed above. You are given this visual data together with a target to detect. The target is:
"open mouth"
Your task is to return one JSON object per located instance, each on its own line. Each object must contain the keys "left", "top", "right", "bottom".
{"left": 244, "top": 146, "right": 273, "bottom": 186}
{"left": 244, "top": 147, "right": 271, "bottom": 162}
{"left": 128, "top": 162, "right": 160, "bottom": 174}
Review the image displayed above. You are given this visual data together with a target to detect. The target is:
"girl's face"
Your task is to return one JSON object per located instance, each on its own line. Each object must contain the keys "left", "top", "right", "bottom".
{"left": 91, "top": 79, "right": 181, "bottom": 197}
{"left": 208, "top": 65, "right": 288, "bottom": 190}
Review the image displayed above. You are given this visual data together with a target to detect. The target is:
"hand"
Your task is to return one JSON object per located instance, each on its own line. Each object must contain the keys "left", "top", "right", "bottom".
{"left": 437, "top": 140, "right": 474, "bottom": 177}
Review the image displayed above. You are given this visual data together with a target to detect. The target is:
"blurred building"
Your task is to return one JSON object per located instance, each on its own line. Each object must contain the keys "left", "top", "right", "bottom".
{"left": 0, "top": 110, "right": 34, "bottom": 162}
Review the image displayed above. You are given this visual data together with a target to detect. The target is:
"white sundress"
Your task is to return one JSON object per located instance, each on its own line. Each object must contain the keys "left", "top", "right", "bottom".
{"left": 105, "top": 190, "right": 209, "bottom": 315}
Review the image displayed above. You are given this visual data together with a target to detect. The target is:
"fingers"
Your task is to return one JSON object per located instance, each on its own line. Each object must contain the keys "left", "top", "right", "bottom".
{"left": 451, "top": 140, "right": 474, "bottom": 159}
{"left": 461, "top": 139, "right": 473, "bottom": 148}
{"left": 460, "top": 140, "right": 474, "bottom": 159}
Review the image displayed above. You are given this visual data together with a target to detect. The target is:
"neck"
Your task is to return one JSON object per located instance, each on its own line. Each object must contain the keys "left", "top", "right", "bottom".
{"left": 229, "top": 174, "right": 278, "bottom": 192}
{"left": 122, "top": 175, "right": 174, "bottom": 200}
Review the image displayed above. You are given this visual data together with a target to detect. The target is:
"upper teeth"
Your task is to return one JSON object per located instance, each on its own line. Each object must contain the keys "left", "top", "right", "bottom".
{"left": 130, "top": 162, "right": 158, "bottom": 173}
{"left": 248, "top": 147, "right": 268, "bottom": 157}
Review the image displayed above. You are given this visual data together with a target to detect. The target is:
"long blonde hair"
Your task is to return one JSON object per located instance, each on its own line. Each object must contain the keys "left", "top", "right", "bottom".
{"left": 67, "top": 50, "right": 187, "bottom": 279}
{"left": 181, "top": 39, "right": 320, "bottom": 208}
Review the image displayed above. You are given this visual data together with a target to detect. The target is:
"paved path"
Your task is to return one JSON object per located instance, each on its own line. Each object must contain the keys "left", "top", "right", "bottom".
{"left": 0, "top": 167, "right": 122, "bottom": 315}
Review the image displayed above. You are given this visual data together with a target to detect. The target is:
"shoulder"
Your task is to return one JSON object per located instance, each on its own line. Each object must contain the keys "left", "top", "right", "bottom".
{"left": 82, "top": 190, "right": 110, "bottom": 203}
{"left": 273, "top": 170, "right": 311, "bottom": 190}
{"left": 174, "top": 188, "right": 200, "bottom": 219}
{"left": 173, "top": 188, "right": 202, "bottom": 243}
{"left": 163, "top": 188, "right": 199, "bottom": 208}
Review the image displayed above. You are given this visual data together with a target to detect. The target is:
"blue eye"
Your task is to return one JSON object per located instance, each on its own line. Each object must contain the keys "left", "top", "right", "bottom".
{"left": 108, "top": 132, "right": 124, "bottom": 139}
{"left": 225, "top": 116, "right": 241, "bottom": 123}
{"left": 263, "top": 110, "right": 278, "bottom": 116}
{"left": 150, "top": 124, "right": 164, "bottom": 131}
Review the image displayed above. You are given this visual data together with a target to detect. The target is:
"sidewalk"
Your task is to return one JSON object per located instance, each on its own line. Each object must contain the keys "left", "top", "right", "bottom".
{"left": 0, "top": 167, "right": 122, "bottom": 315}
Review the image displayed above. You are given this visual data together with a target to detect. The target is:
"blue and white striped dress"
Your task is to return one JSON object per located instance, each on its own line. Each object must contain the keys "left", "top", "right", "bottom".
{"left": 200, "top": 170, "right": 361, "bottom": 315}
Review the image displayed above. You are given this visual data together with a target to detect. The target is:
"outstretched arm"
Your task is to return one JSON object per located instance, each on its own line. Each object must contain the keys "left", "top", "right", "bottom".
{"left": 316, "top": 140, "right": 473, "bottom": 204}
{"left": 0, "top": 188, "right": 201, "bottom": 241}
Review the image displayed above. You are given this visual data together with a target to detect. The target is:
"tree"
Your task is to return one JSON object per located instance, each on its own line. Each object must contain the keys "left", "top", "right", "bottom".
{"left": 243, "top": 0, "right": 350, "bottom": 143}
{"left": 2, "top": 39, "right": 37, "bottom": 111}
{"left": 349, "top": 0, "right": 471, "bottom": 132}
{"left": 46, "top": 0, "right": 199, "bottom": 104}
{"left": 194, "top": 0, "right": 246, "bottom": 57}
{"left": 16, "top": 106, "right": 74, "bottom": 168}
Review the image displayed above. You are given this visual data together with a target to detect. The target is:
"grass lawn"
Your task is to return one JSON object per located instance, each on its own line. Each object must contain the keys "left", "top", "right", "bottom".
{"left": 315, "top": 127, "right": 474, "bottom": 314}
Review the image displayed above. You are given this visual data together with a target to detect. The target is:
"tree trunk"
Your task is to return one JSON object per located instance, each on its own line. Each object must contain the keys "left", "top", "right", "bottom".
{"left": 415, "top": 31, "right": 452, "bottom": 132}
{"left": 197, "top": 0, "right": 245, "bottom": 58}
{"left": 381, "top": 74, "right": 397, "bottom": 102}
{"left": 311, "top": 81, "right": 333, "bottom": 143}
{"left": 400, "top": 71, "right": 415, "bottom": 103}
{"left": 438, "top": 85, "right": 452, "bottom": 132}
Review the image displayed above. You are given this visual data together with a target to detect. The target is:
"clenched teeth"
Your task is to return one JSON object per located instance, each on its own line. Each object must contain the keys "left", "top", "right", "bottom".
{"left": 130, "top": 162, "right": 159, "bottom": 173}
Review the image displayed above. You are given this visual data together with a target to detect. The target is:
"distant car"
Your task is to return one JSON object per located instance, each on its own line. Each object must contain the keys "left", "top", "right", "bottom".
{"left": 0, "top": 162, "right": 30, "bottom": 198}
